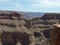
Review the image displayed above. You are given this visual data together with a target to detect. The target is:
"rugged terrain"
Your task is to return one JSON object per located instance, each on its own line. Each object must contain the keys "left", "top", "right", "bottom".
{"left": 0, "top": 11, "right": 60, "bottom": 45}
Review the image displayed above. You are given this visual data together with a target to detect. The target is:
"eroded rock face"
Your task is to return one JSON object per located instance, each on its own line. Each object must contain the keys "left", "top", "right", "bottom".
{"left": 34, "top": 32, "right": 42, "bottom": 37}
{"left": 1, "top": 32, "right": 31, "bottom": 45}
{"left": 0, "top": 12, "right": 34, "bottom": 45}
{"left": 0, "top": 12, "right": 59, "bottom": 45}
{"left": 0, "top": 12, "right": 25, "bottom": 20}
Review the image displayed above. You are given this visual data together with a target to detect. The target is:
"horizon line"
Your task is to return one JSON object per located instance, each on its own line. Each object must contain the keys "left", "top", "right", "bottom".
{"left": 0, "top": 9, "right": 60, "bottom": 13}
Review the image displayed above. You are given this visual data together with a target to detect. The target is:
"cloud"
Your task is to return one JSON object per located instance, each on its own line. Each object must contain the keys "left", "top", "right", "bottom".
{"left": 30, "top": 0, "right": 60, "bottom": 8}
{"left": 0, "top": 0, "right": 12, "bottom": 3}
{"left": 1, "top": 3, "right": 22, "bottom": 11}
{"left": 0, "top": 0, "right": 22, "bottom": 11}
{"left": 12, "top": 3, "right": 22, "bottom": 7}
{"left": 0, "top": 0, "right": 60, "bottom": 12}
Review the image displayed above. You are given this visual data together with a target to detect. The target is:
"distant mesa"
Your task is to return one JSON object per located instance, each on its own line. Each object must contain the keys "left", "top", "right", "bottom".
{"left": 31, "top": 13, "right": 60, "bottom": 20}
{"left": 41, "top": 13, "right": 60, "bottom": 20}
{"left": 0, "top": 12, "right": 23, "bottom": 19}
{"left": 0, "top": 11, "right": 60, "bottom": 20}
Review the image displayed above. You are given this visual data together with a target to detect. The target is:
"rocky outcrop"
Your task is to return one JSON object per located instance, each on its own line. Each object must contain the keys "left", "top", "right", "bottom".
{"left": 30, "top": 13, "right": 60, "bottom": 45}
{"left": 41, "top": 13, "right": 60, "bottom": 20}
{"left": 0, "top": 12, "right": 22, "bottom": 19}
{"left": 0, "top": 11, "right": 35, "bottom": 45}
{"left": 1, "top": 32, "right": 30, "bottom": 45}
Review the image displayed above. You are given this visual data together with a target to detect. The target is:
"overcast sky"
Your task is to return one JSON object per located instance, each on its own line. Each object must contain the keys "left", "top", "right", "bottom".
{"left": 0, "top": 0, "right": 60, "bottom": 13}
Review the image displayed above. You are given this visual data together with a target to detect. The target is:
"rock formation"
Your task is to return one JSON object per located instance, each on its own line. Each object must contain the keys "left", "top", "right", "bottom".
{"left": 41, "top": 13, "right": 60, "bottom": 20}
{"left": 0, "top": 12, "right": 34, "bottom": 45}
{"left": 0, "top": 11, "right": 60, "bottom": 45}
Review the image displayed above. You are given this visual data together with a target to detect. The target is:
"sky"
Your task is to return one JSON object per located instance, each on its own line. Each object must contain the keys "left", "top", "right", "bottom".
{"left": 0, "top": 0, "right": 60, "bottom": 13}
